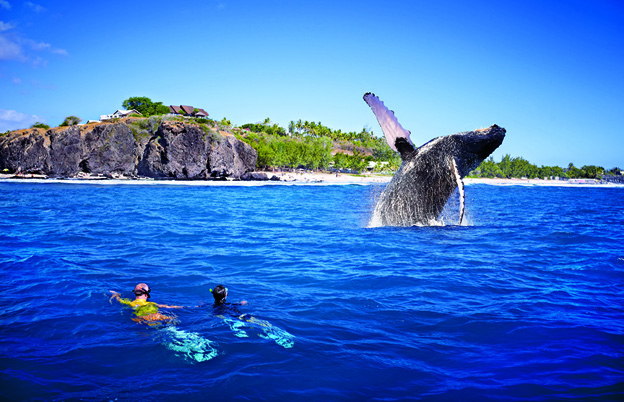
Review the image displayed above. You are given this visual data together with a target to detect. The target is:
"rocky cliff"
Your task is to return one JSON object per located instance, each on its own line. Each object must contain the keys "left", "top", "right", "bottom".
{"left": 0, "top": 118, "right": 257, "bottom": 179}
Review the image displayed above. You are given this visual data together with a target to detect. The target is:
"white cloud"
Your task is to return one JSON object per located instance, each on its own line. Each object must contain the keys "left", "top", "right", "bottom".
{"left": 27, "top": 39, "right": 51, "bottom": 51}
{"left": 0, "top": 1, "right": 11, "bottom": 11}
{"left": 0, "top": 109, "right": 43, "bottom": 131}
{"left": 0, "top": 21, "right": 16, "bottom": 31}
{"left": 22, "top": 38, "right": 68, "bottom": 57}
{"left": 0, "top": 34, "right": 25, "bottom": 61}
{"left": 0, "top": 33, "right": 67, "bottom": 62}
{"left": 25, "top": 1, "right": 45, "bottom": 13}
{"left": 32, "top": 55, "right": 46, "bottom": 67}
{"left": 51, "top": 48, "right": 68, "bottom": 56}
{"left": 11, "top": 76, "right": 21, "bottom": 84}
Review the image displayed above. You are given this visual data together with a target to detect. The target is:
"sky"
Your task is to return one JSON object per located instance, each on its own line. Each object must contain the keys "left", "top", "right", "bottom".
{"left": 1, "top": 0, "right": 622, "bottom": 169}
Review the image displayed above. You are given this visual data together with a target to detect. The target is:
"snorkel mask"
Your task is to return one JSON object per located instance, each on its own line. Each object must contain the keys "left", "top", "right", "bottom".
{"left": 210, "top": 286, "right": 228, "bottom": 304}
{"left": 133, "top": 286, "right": 151, "bottom": 299}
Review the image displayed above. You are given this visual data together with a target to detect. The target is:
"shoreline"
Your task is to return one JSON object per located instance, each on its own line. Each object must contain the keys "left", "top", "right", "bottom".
{"left": 1, "top": 172, "right": 622, "bottom": 188}
{"left": 463, "top": 177, "right": 624, "bottom": 188}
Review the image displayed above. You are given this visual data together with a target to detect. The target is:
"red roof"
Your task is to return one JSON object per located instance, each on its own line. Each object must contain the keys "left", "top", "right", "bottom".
{"left": 180, "top": 105, "right": 194, "bottom": 115}
{"left": 169, "top": 105, "right": 208, "bottom": 116}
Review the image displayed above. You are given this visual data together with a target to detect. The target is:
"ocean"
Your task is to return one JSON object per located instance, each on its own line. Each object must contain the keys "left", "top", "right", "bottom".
{"left": 0, "top": 181, "right": 623, "bottom": 401}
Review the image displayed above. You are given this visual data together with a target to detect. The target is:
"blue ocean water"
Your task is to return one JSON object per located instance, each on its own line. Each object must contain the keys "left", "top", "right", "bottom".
{"left": 0, "top": 181, "right": 623, "bottom": 401}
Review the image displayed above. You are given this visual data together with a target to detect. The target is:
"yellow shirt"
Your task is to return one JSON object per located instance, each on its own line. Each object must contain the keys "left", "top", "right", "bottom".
{"left": 119, "top": 298, "right": 159, "bottom": 317}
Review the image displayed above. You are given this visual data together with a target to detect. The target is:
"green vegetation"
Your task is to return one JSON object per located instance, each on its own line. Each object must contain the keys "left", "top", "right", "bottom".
{"left": 122, "top": 96, "right": 170, "bottom": 117}
{"left": 241, "top": 118, "right": 286, "bottom": 136}
{"left": 128, "top": 125, "right": 150, "bottom": 142}
{"left": 31, "top": 122, "right": 50, "bottom": 130}
{"left": 470, "top": 155, "right": 614, "bottom": 180}
{"left": 219, "top": 117, "right": 232, "bottom": 128}
{"left": 59, "top": 116, "right": 81, "bottom": 127}
{"left": 237, "top": 119, "right": 398, "bottom": 172}
{"left": 237, "top": 119, "right": 619, "bottom": 178}
{"left": 126, "top": 115, "right": 164, "bottom": 141}
{"left": 244, "top": 133, "right": 333, "bottom": 170}
{"left": 197, "top": 121, "right": 221, "bottom": 142}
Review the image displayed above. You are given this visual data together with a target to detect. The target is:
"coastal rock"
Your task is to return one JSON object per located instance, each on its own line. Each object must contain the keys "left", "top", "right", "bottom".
{"left": 0, "top": 119, "right": 257, "bottom": 179}
{"left": 137, "top": 121, "right": 211, "bottom": 179}
{"left": 240, "top": 172, "right": 270, "bottom": 181}
{"left": 136, "top": 122, "right": 257, "bottom": 179}
{"left": 0, "top": 128, "right": 50, "bottom": 174}
{"left": 80, "top": 124, "right": 140, "bottom": 176}
{"left": 48, "top": 126, "right": 84, "bottom": 177}
{"left": 209, "top": 135, "right": 257, "bottom": 179}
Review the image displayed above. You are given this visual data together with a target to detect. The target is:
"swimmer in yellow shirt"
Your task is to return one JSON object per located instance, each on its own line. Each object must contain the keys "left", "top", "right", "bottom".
{"left": 110, "top": 283, "right": 182, "bottom": 324}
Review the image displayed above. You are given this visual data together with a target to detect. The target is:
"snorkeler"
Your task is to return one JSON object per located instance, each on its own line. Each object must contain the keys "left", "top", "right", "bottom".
{"left": 209, "top": 284, "right": 294, "bottom": 348}
{"left": 211, "top": 284, "right": 247, "bottom": 307}
{"left": 110, "top": 283, "right": 182, "bottom": 325}
{"left": 110, "top": 283, "right": 218, "bottom": 362}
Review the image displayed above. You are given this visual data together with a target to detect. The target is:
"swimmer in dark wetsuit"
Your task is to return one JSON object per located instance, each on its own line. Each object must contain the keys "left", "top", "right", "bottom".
{"left": 211, "top": 285, "right": 247, "bottom": 309}
{"left": 207, "top": 284, "right": 250, "bottom": 337}
{"left": 209, "top": 284, "right": 294, "bottom": 348}
{"left": 110, "top": 283, "right": 182, "bottom": 325}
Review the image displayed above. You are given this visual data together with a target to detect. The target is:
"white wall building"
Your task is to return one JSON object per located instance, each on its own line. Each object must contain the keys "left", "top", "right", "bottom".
{"left": 100, "top": 109, "right": 142, "bottom": 121}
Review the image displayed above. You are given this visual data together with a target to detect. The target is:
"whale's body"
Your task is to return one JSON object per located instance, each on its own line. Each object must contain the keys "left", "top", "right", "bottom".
{"left": 364, "top": 93, "right": 505, "bottom": 227}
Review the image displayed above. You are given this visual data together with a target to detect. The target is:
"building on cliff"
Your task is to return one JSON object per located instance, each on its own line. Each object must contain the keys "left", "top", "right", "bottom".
{"left": 100, "top": 109, "right": 142, "bottom": 121}
{"left": 169, "top": 105, "right": 209, "bottom": 118}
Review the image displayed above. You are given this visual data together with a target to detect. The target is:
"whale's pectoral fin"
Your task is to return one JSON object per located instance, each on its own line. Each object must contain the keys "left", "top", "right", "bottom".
{"left": 363, "top": 92, "right": 415, "bottom": 160}
{"left": 450, "top": 157, "right": 466, "bottom": 225}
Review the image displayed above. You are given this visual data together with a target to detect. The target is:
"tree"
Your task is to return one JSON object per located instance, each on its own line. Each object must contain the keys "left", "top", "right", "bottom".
{"left": 509, "top": 157, "right": 538, "bottom": 178}
{"left": 122, "top": 96, "right": 169, "bottom": 117}
{"left": 566, "top": 163, "right": 584, "bottom": 178}
{"left": 499, "top": 154, "right": 512, "bottom": 178}
{"left": 59, "top": 116, "right": 81, "bottom": 126}
{"left": 333, "top": 152, "right": 348, "bottom": 169}
{"left": 551, "top": 166, "right": 565, "bottom": 178}
{"left": 581, "top": 165, "right": 604, "bottom": 179}
{"left": 241, "top": 120, "right": 286, "bottom": 136}
{"left": 476, "top": 156, "right": 503, "bottom": 178}
{"left": 538, "top": 165, "right": 554, "bottom": 179}
{"left": 31, "top": 122, "right": 50, "bottom": 130}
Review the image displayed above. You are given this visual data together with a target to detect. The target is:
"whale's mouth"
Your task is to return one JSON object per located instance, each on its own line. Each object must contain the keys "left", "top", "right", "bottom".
{"left": 465, "top": 125, "right": 506, "bottom": 159}
{"left": 475, "top": 124, "right": 505, "bottom": 133}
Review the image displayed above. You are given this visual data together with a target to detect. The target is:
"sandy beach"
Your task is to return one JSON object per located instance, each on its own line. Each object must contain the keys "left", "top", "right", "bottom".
{"left": 261, "top": 172, "right": 622, "bottom": 187}
{"left": 1, "top": 172, "right": 622, "bottom": 187}
{"left": 463, "top": 177, "right": 623, "bottom": 188}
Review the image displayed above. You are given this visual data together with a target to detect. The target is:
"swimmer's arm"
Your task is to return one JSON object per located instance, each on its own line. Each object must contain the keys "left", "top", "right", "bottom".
{"left": 109, "top": 291, "right": 132, "bottom": 306}
{"left": 156, "top": 303, "right": 183, "bottom": 309}
{"left": 109, "top": 291, "right": 121, "bottom": 304}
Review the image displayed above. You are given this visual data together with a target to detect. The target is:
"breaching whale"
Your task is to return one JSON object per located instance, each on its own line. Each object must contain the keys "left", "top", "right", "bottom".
{"left": 364, "top": 93, "right": 505, "bottom": 227}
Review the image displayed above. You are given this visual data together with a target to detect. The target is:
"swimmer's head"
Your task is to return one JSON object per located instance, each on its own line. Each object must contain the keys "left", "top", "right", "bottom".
{"left": 133, "top": 283, "right": 151, "bottom": 299}
{"left": 211, "top": 285, "right": 227, "bottom": 304}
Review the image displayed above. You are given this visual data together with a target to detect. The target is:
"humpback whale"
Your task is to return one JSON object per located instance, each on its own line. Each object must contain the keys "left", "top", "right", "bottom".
{"left": 364, "top": 93, "right": 505, "bottom": 227}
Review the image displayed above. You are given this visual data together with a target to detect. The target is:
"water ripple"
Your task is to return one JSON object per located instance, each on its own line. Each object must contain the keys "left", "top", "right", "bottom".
{"left": 0, "top": 182, "right": 623, "bottom": 401}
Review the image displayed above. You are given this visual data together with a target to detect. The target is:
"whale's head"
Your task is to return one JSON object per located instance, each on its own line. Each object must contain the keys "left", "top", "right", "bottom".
{"left": 449, "top": 124, "right": 506, "bottom": 177}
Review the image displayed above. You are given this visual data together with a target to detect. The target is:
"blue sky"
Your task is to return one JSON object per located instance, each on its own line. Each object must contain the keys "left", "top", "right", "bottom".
{"left": 1, "top": 0, "right": 622, "bottom": 168}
